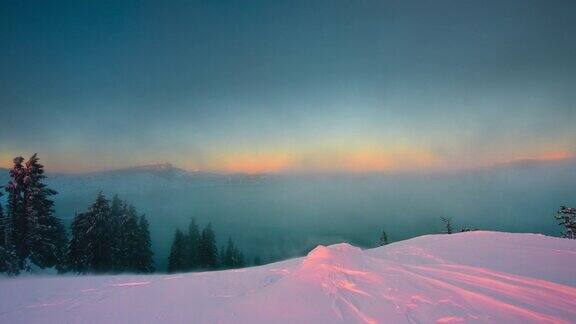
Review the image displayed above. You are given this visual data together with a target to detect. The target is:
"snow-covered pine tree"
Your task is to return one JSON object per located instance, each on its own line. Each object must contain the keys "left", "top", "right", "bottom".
{"left": 185, "top": 218, "right": 200, "bottom": 270}
{"left": 107, "top": 196, "right": 154, "bottom": 273}
{"left": 135, "top": 214, "right": 154, "bottom": 273}
{"left": 109, "top": 194, "right": 124, "bottom": 271}
{"left": 199, "top": 223, "right": 218, "bottom": 269}
{"left": 118, "top": 203, "right": 140, "bottom": 271}
{"left": 167, "top": 229, "right": 187, "bottom": 273}
{"left": 6, "top": 156, "right": 27, "bottom": 269}
{"left": 0, "top": 192, "right": 19, "bottom": 274}
{"left": 52, "top": 221, "right": 68, "bottom": 273}
{"left": 24, "top": 154, "right": 67, "bottom": 270}
{"left": 556, "top": 206, "right": 576, "bottom": 239}
{"left": 67, "top": 212, "right": 91, "bottom": 273}
{"left": 88, "top": 192, "right": 113, "bottom": 272}
{"left": 67, "top": 192, "right": 113, "bottom": 273}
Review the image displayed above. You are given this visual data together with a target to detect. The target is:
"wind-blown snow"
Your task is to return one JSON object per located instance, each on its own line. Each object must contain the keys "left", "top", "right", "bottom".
{"left": 1, "top": 231, "right": 575, "bottom": 323}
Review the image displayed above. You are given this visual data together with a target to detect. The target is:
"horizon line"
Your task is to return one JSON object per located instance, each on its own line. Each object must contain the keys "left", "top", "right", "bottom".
{"left": 0, "top": 155, "right": 574, "bottom": 176}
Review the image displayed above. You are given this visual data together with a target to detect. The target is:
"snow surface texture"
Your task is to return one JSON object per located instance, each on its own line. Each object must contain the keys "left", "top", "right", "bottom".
{"left": 1, "top": 231, "right": 575, "bottom": 323}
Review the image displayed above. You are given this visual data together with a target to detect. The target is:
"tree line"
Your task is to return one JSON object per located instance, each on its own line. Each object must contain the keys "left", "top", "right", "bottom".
{"left": 2, "top": 154, "right": 574, "bottom": 275}
{"left": 168, "top": 218, "right": 247, "bottom": 273}
{"left": 0, "top": 153, "right": 253, "bottom": 276}
{"left": 67, "top": 192, "right": 154, "bottom": 274}
{"left": 0, "top": 154, "right": 154, "bottom": 275}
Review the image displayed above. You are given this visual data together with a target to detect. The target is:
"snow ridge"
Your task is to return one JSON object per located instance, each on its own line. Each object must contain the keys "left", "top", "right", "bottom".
{"left": 0, "top": 232, "right": 575, "bottom": 323}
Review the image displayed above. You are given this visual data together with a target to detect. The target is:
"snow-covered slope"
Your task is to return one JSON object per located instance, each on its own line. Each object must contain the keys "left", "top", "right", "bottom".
{"left": 1, "top": 231, "right": 575, "bottom": 323}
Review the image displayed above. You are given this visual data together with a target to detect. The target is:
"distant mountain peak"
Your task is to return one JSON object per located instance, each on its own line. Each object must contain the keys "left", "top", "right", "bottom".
{"left": 128, "top": 162, "right": 175, "bottom": 171}
{"left": 492, "top": 156, "right": 575, "bottom": 169}
{"left": 91, "top": 162, "right": 188, "bottom": 177}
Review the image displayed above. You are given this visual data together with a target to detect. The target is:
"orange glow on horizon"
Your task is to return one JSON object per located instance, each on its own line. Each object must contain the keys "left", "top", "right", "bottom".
{"left": 343, "top": 148, "right": 439, "bottom": 172}
{"left": 536, "top": 151, "right": 573, "bottom": 161}
{"left": 1, "top": 148, "right": 573, "bottom": 174}
{"left": 504, "top": 150, "right": 574, "bottom": 164}
{"left": 211, "top": 152, "right": 294, "bottom": 174}
{"left": 205, "top": 146, "right": 440, "bottom": 174}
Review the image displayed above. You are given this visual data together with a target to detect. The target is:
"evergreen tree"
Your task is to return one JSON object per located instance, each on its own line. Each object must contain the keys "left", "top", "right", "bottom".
{"left": 67, "top": 192, "right": 113, "bottom": 273}
{"left": 168, "top": 229, "right": 187, "bottom": 273}
{"left": 68, "top": 193, "right": 153, "bottom": 274}
{"left": 135, "top": 214, "right": 154, "bottom": 273}
{"left": 185, "top": 218, "right": 200, "bottom": 270}
{"left": 117, "top": 203, "right": 140, "bottom": 271}
{"left": 115, "top": 198, "right": 155, "bottom": 273}
{"left": 217, "top": 245, "right": 226, "bottom": 269}
{"left": 109, "top": 195, "right": 124, "bottom": 271}
{"left": 2, "top": 154, "right": 66, "bottom": 273}
{"left": 224, "top": 236, "right": 234, "bottom": 268}
{"left": 88, "top": 192, "right": 113, "bottom": 272}
{"left": 0, "top": 243, "right": 19, "bottom": 275}
{"left": 556, "top": 206, "right": 576, "bottom": 239}
{"left": 222, "top": 236, "right": 245, "bottom": 268}
{"left": 6, "top": 156, "right": 27, "bottom": 268}
{"left": 199, "top": 223, "right": 217, "bottom": 269}
{"left": 441, "top": 216, "right": 453, "bottom": 234}
{"left": 0, "top": 192, "right": 19, "bottom": 274}
{"left": 253, "top": 255, "right": 262, "bottom": 266}
{"left": 235, "top": 249, "right": 245, "bottom": 268}
{"left": 379, "top": 230, "right": 388, "bottom": 246}
{"left": 24, "top": 154, "right": 66, "bottom": 270}
{"left": 52, "top": 221, "right": 68, "bottom": 273}
{"left": 67, "top": 212, "right": 91, "bottom": 273}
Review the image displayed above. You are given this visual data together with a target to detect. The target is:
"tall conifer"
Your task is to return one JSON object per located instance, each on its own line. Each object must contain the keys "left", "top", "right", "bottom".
{"left": 67, "top": 192, "right": 113, "bottom": 273}
{"left": 25, "top": 154, "right": 66, "bottom": 269}
{"left": 199, "top": 223, "right": 217, "bottom": 269}
{"left": 135, "top": 214, "right": 154, "bottom": 273}
{"left": 6, "top": 156, "right": 26, "bottom": 268}
{"left": 185, "top": 218, "right": 200, "bottom": 270}
{"left": 168, "top": 229, "right": 187, "bottom": 273}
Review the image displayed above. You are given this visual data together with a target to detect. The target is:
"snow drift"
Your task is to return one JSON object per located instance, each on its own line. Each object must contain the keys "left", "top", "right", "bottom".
{"left": 1, "top": 231, "right": 575, "bottom": 323}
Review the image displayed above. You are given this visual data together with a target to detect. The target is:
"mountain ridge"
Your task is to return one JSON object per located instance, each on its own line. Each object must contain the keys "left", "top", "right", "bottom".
{"left": 1, "top": 156, "right": 574, "bottom": 178}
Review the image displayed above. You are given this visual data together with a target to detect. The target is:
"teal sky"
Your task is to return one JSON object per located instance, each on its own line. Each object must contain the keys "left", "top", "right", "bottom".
{"left": 1, "top": 0, "right": 575, "bottom": 173}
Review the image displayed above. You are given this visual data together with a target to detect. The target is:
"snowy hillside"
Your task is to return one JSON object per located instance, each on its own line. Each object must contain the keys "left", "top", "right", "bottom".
{"left": 1, "top": 231, "right": 575, "bottom": 323}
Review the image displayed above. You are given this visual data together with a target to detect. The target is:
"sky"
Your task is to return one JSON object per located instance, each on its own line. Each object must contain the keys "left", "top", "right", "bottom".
{"left": 1, "top": 0, "right": 575, "bottom": 173}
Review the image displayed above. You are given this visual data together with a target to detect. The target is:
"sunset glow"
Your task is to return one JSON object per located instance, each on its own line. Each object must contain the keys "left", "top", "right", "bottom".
{"left": 1, "top": 146, "right": 574, "bottom": 174}
{"left": 500, "top": 150, "right": 574, "bottom": 165}
{"left": 209, "top": 151, "right": 294, "bottom": 174}
{"left": 0, "top": 1, "right": 574, "bottom": 174}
